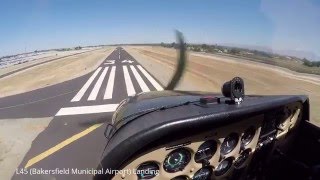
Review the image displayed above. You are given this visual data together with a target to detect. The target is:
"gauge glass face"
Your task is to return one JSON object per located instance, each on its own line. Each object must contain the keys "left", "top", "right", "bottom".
{"left": 136, "top": 161, "right": 159, "bottom": 179}
{"left": 241, "top": 127, "right": 255, "bottom": 147}
{"left": 215, "top": 157, "right": 233, "bottom": 176}
{"left": 220, "top": 133, "right": 239, "bottom": 155}
{"left": 195, "top": 140, "right": 217, "bottom": 163}
{"left": 234, "top": 149, "right": 251, "bottom": 168}
{"left": 192, "top": 167, "right": 213, "bottom": 180}
{"left": 163, "top": 148, "right": 191, "bottom": 173}
{"left": 172, "top": 175, "right": 190, "bottom": 180}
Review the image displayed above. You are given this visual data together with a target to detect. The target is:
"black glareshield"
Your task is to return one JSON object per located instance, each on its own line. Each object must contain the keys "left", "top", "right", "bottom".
{"left": 222, "top": 77, "right": 245, "bottom": 101}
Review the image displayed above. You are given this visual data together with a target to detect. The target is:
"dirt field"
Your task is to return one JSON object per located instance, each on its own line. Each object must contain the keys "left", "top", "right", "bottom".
{"left": 125, "top": 46, "right": 320, "bottom": 126}
{"left": 0, "top": 49, "right": 93, "bottom": 77}
{"left": 0, "top": 48, "right": 113, "bottom": 97}
{"left": 0, "top": 117, "right": 52, "bottom": 179}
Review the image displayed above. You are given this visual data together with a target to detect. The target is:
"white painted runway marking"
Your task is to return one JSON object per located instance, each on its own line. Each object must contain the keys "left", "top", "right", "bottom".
{"left": 104, "top": 60, "right": 115, "bottom": 65}
{"left": 137, "top": 65, "right": 163, "bottom": 90}
{"left": 104, "top": 66, "right": 116, "bottom": 99}
{"left": 130, "top": 65, "right": 150, "bottom": 92}
{"left": 122, "top": 60, "right": 134, "bottom": 63}
{"left": 71, "top": 67, "right": 102, "bottom": 102}
{"left": 123, "top": 66, "right": 136, "bottom": 96}
{"left": 88, "top": 67, "right": 109, "bottom": 101}
{"left": 56, "top": 104, "right": 119, "bottom": 116}
{"left": 119, "top": 54, "right": 120, "bottom": 59}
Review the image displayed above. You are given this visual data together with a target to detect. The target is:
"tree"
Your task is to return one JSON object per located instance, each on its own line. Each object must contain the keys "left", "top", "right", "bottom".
{"left": 302, "top": 58, "right": 320, "bottom": 67}
{"left": 229, "top": 48, "right": 240, "bottom": 55}
{"left": 171, "top": 42, "right": 176, "bottom": 48}
{"left": 201, "top": 44, "right": 208, "bottom": 49}
{"left": 193, "top": 47, "right": 201, "bottom": 52}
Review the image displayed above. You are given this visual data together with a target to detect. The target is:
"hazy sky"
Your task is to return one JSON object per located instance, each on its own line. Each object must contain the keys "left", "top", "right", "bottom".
{"left": 0, "top": 0, "right": 319, "bottom": 58}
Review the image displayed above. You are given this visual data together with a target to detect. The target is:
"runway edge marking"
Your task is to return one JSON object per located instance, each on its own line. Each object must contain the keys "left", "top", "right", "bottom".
{"left": 25, "top": 123, "right": 103, "bottom": 168}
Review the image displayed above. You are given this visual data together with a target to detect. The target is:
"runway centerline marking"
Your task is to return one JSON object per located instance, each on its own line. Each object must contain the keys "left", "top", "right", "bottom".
{"left": 104, "top": 66, "right": 116, "bottom": 99}
{"left": 123, "top": 65, "right": 136, "bottom": 96}
{"left": 25, "top": 123, "right": 103, "bottom": 168}
{"left": 137, "top": 65, "right": 163, "bottom": 90}
{"left": 56, "top": 104, "right": 119, "bottom": 116}
{"left": 71, "top": 67, "right": 102, "bottom": 102}
{"left": 88, "top": 67, "right": 109, "bottom": 101}
{"left": 130, "top": 65, "right": 150, "bottom": 92}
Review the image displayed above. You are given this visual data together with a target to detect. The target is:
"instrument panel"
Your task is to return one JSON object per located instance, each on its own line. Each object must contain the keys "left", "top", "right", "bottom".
{"left": 112, "top": 102, "right": 303, "bottom": 180}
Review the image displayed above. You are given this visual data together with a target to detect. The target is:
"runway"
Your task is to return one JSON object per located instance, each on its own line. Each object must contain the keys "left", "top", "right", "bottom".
{"left": 0, "top": 47, "right": 163, "bottom": 180}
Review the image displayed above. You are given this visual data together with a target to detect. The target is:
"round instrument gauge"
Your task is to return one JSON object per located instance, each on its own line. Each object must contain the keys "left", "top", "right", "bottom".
{"left": 234, "top": 149, "right": 251, "bottom": 168}
{"left": 195, "top": 140, "right": 217, "bottom": 163}
{"left": 241, "top": 127, "right": 256, "bottom": 147}
{"left": 136, "top": 161, "right": 159, "bottom": 179}
{"left": 163, "top": 148, "right": 191, "bottom": 173}
{"left": 215, "top": 157, "right": 233, "bottom": 176}
{"left": 172, "top": 175, "right": 190, "bottom": 180}
{"left": 220, "top": 133, "right": 239, "bottom": 155}
{"left": 192, "top": 167, "right": 213, "bottom": 180}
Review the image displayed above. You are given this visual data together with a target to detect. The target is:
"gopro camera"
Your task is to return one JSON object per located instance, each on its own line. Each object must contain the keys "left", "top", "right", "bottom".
{"left": 222, "top": 77, "right": 245, "bottom": 104}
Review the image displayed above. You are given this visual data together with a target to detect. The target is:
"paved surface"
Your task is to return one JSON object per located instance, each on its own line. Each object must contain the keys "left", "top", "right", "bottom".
{"left": 0, "top": 47, "right": 163, "bottom": 180}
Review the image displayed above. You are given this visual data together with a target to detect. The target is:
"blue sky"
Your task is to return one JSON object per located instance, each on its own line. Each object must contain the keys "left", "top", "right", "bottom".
{"left": 0, "top": 0, "right": 319, "bottom": 59}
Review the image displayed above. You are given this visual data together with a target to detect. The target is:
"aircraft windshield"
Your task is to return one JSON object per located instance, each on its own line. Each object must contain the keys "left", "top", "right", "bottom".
{"left": 0, "top": 0, "right": 319, "bottom": 179}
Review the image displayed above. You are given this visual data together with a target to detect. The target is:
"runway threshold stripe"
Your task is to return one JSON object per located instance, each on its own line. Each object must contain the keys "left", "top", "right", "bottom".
{"left": 104, "top": 66, "right": 116, "bottom": 99}
{"left": 137, "top": 65, "right": 163, "bottom": 90}
{"left": 130, "top": 65, "right": 150, "bottom": 92}
{"left": 55, "top": 104, "right": 119, "bottom": 116}
{"left": 71, "top": 67, "right": 102, "bottom": 102}
{"left": 25, "top": 123, "right": 103, "bottom": 168}
{"left": 123, "top": 66, "right": 136, "bottom": 96}
{"left": 88, "top": 67, "right": 109, "bottom": 101}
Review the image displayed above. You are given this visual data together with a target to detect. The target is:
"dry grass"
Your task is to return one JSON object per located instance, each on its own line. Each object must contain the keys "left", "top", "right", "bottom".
{"left": 0, "top": 48, "right": 113, "bottom": 97}
{"left": 125, "top": 46, "right": 320, "bottom": 126}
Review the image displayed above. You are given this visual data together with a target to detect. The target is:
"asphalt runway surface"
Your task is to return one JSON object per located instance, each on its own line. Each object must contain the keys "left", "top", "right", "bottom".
{"left": 0, "top": 47, "right": 163, "bottom": 180}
